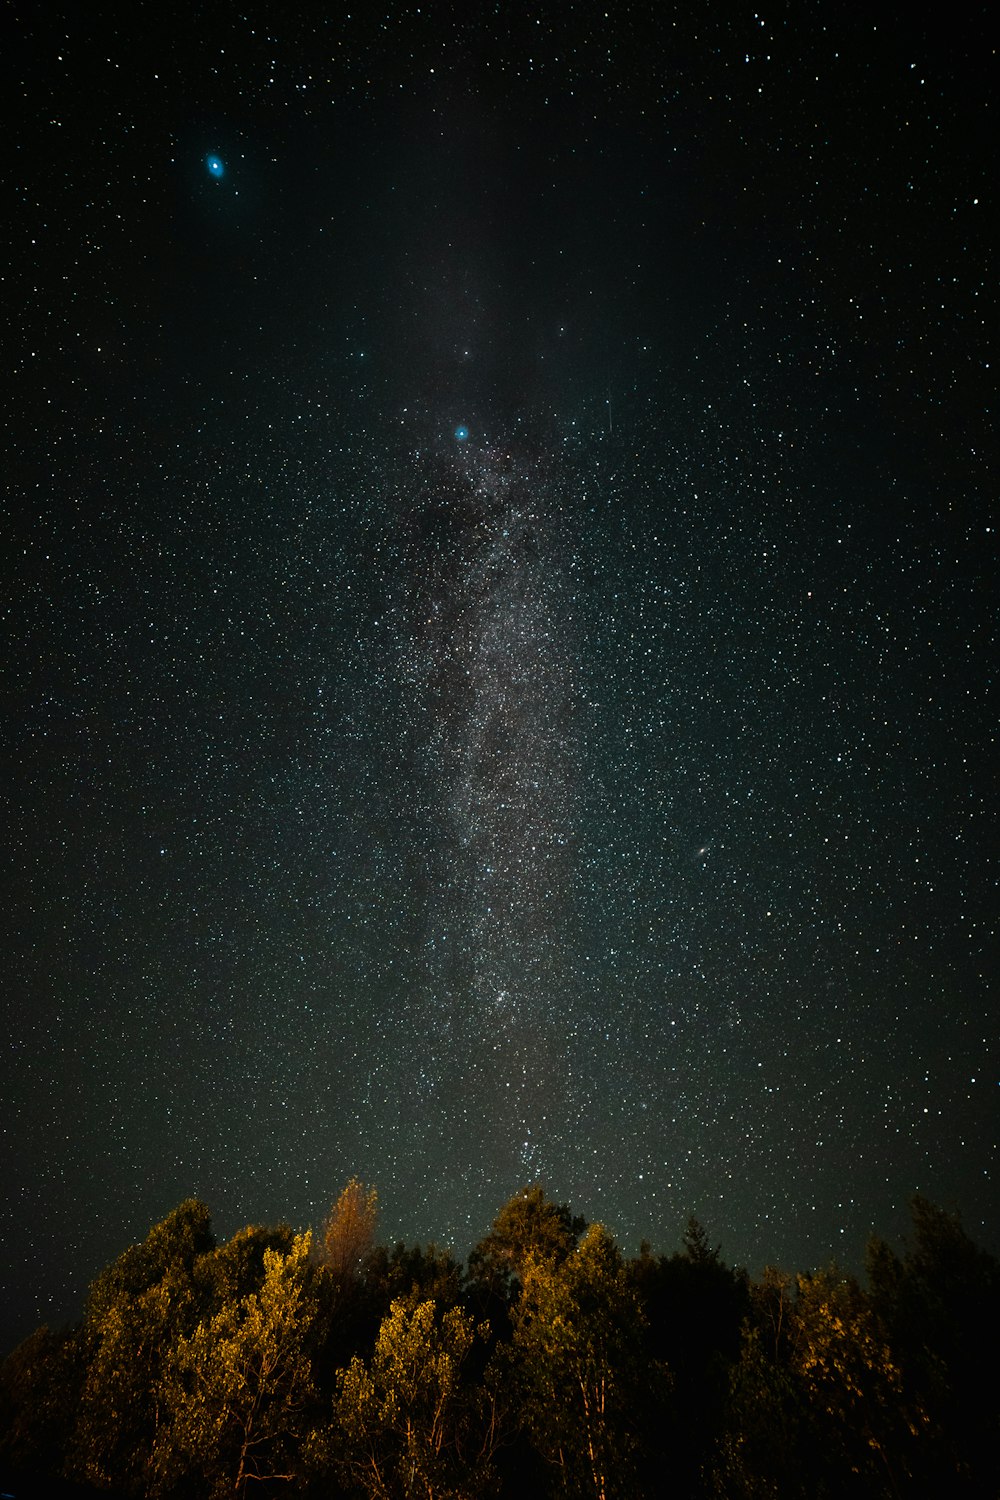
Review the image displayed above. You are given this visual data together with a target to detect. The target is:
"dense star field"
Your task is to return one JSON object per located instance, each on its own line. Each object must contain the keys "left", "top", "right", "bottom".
{"left": 2, "top": 3, "right": 995, "bottom": 1356}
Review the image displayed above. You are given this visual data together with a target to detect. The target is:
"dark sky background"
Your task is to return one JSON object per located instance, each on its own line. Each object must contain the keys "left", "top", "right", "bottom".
{"left": 3, "top": 2, "right": 995, "bottom": 1356}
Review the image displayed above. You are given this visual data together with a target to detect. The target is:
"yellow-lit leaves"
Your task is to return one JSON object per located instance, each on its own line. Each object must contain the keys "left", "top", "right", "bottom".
{"left": 153, "top": 1232, "right": 318, "bottom": 1497}
{"left": 335, "top": 1296, "right": 491, "bottom": 1499}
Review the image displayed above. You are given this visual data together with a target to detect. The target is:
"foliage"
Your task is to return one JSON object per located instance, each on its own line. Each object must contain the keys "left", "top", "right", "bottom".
{"left": 709, "top": 1322, "right": 814, "bottom": 1500}
{"left": 85, "top": 1198, "right": 215, "bottom": 1324}
{"left": 68, "top": 1200, "right": 215, "bottom": 1493}
{"left": 467, "top": 1184, "right": 586, "bottom": 1308}
{"left": 1, "top": 1190, "right": 997, "bottom": 1499}
{"left": 333, "top": 1295, "right": 495, "bottom": 1500}
{"left": 513, "top": 1223, "right": 653, "bottom": 1500}
{"left": 363, "top": 1241, "right": 464, "bottom": 1312}
{"left": 794, "top": 1267, "right": 925, "bottom": 1492}
{"left": 323, "top": 1179, "right": 380, "bottom": 1278}
{"left": 152, "top": 1231, "right": 318, "bottom": 1498}
{"left": 0, "top": 1324, "right": 86, "bottom": 1477}
{"left": 197, "top": 1221, "right": 297, "bottom": 1310}
{"left": 866, "top": 1196, "right": 1000, "bottom": 1494}
{"left": 711, "top": 1260, "right": 929, "bottom": 1498}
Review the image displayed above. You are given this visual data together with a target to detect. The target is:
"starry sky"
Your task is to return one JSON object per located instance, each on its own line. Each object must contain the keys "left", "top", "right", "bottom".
{"left": 3, "top": 2, "right": 996, "bottom": 1354}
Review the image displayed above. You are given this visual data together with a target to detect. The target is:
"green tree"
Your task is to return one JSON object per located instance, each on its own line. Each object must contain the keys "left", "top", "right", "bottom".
{"left": 69, "top": 1199, "right": 215, "bottom": 1493}
{"left": 334, "top": 1296, "right": 494, "bottom": 1500}
{"left": 198, "top": 1221, "right": 296, "bottom": 1310}
{"left": 711, "top": 1264, "right": 925, "bottom": 1499}
{"left": 86, "top": 1197, "right": 215, "bottom": 1323}
{"left": 794, "top": 1267, "right": 925, "bottom": 1494}
{"left": 153, "top": 1231, "right": 318, "bottom": 1498}
{"left": 467, "top": 1185, "right": 585, "bottom": 1309}
{"left": 363, "top": 1242, "right": 464, "bottom": 1313}
{"left": 513, "top": 1223, "right": 652, "bottom": 1500}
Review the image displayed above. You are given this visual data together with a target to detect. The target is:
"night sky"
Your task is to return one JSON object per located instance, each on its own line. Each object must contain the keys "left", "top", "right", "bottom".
{"left": 3, "top": 3, "right": 996, "bottom": 1356}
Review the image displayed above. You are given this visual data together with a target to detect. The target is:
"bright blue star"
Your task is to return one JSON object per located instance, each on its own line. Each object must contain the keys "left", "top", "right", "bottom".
{"left": 206, "top": 155, "right": 225, "bottom": 179}
{"left": 454, "top": 425, "right": 469, "bottom": 441}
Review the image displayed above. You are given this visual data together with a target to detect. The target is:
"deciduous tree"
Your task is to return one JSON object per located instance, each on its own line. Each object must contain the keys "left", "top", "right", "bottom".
{"left": 513, "top": 1223, "right": 651, "bottom": 1500}
{"left": 323, "top": 1179, "right": 380, "bottom": 1278}
{"left": 334, "top": 1296, "right": 495, "bottom": 1500}
{"left": 467, "top": 1185, "right": 584, "bottom": 1308}
{"left": 153, "top": 1232, "right": 318, "bottom": 1498}
{"left": 70, "top": 1200, "right": 215, "bottom": 1493}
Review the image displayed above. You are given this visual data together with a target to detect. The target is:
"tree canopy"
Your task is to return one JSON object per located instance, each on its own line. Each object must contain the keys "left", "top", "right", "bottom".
{"left": 1, "top": 1188, "right": 997, "bottom": 1499}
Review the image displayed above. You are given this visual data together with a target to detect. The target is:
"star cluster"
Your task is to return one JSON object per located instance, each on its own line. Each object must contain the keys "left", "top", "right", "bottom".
{"left": 1, "top": 3, "right": 995, "bottom": 1353}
